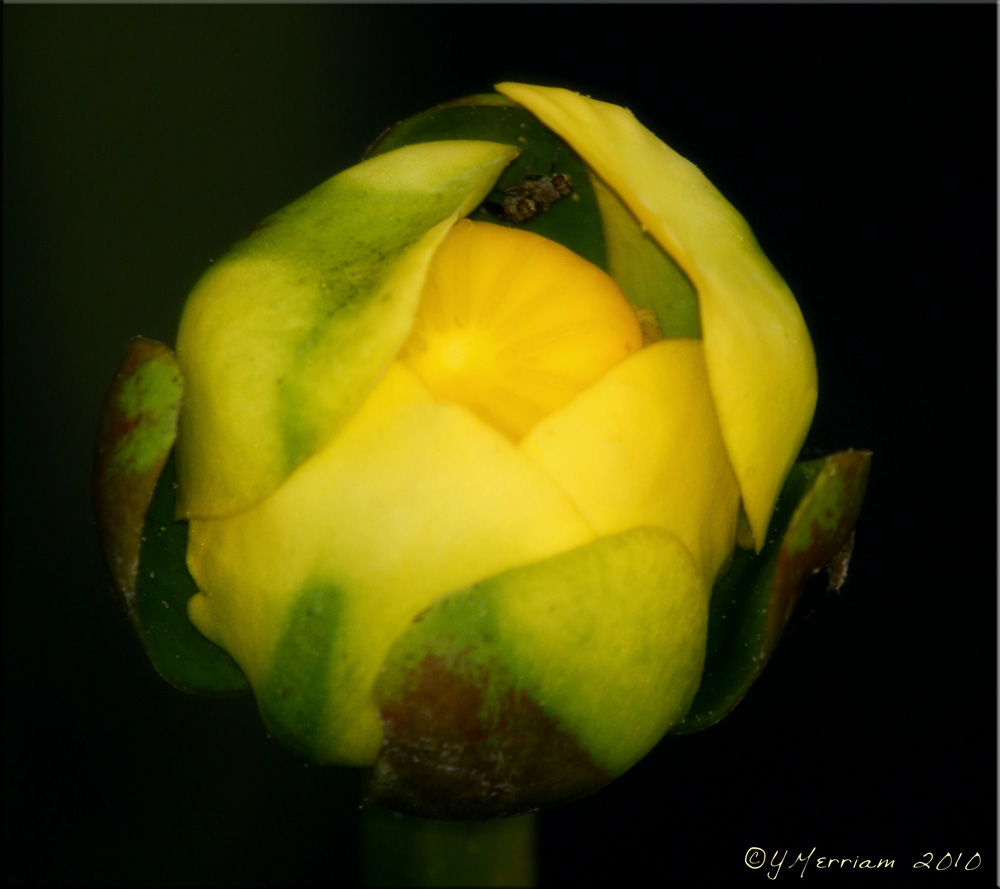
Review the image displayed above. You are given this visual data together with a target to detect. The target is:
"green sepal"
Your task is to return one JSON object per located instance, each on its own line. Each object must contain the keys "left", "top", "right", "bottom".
{"left": 367, "top": 527, "right": 706, "bottom": 820}
{"left": 94, "top": 336, "right": 248, "bottom": 694}
{"left": 94, "top": 337, "right": 183, "bottom": 602}
{"left": 674, "top": 449, "right": 871, "bottom": 733}
{"left": 134, "top": 453, "right": 249, "bottom": 694}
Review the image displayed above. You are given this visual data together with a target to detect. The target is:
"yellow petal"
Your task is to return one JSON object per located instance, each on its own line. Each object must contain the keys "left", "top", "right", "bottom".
{"left": 496, "top": 82, "right": 817, "bottom": 548}
{"left": 520, "top": 339, "right": 740, "bottom": 587}
{"left": 176, "top": 140, "right": 518, "bottom": 520}
{"left": 399, "top": 219, "right": 642, "bottom": 440}
{"left": 186, "top": 361, "right": 595, "bottom": 765}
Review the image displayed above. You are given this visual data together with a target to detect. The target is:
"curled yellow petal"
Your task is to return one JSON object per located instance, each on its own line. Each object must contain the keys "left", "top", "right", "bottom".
{"left": 176, "top": 140, "right": 519, "bottom": 520}
{"left": 496, "top": 82, "right": 817, "bottom": 548}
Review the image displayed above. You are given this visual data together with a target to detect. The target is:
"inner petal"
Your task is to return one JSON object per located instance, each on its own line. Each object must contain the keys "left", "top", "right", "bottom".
{"left": 399, "top": 219, "right": 643, "bottom": 440}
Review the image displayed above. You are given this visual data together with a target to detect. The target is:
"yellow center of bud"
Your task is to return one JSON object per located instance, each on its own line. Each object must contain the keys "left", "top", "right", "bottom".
{"left": 400, "top": 220, "right": 643, "bottom": 440}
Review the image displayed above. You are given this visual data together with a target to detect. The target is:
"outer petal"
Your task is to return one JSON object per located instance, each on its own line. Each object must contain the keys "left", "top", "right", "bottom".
{"left": 496, "top": 82, "right": 817, "bottom": 548}
{"left": 185, "top": 362, "right": 595, "bottom": 765}
{"left": 368, "top": 527, "right": 707, "bottom": 819}
{"left": 175, "top": 140, "right": 519, "bottom": 520}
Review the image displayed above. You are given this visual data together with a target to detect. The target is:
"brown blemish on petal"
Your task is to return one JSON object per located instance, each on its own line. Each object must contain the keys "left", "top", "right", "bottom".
{"left": 368, "top": 652, "right": 610, "bottom": 820}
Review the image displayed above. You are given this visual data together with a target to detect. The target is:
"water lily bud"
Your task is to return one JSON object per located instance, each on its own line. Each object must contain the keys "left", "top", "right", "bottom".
{"left": 95, "top": 84, "right": 871, "bottom": 821}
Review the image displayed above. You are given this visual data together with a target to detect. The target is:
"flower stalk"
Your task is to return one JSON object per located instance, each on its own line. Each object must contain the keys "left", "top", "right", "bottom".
{"left": 362, "top": 807, "right": 536, "bottom": 887}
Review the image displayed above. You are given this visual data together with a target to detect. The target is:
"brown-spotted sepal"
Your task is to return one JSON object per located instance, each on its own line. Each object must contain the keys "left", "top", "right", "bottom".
{"left": 676, "top": 450, "right": 872, "bottom": 733}
{"left": 94, "top": 337, "right": 183, "bottom": 605}
{"left": 94, "top": 337, "right": 247, "bottom": 694}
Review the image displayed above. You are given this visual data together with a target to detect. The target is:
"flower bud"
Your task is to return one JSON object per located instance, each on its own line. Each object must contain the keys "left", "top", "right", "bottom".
{"left": 94, "top": 84, "right": 869, "bottom": 819}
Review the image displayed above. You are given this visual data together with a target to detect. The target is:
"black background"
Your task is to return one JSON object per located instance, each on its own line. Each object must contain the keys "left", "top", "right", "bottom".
{"left": 4, "top": 3, "right": 996, "bottom": 886}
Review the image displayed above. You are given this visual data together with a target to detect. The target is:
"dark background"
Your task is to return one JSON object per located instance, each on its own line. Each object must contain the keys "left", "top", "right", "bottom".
{"left": 4, "top": 3, "right": 995, "bottom": 886}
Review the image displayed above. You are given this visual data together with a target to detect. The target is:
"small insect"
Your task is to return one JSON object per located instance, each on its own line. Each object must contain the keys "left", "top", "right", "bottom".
{"left": 501, "top": 194, "right": 539, "bottom": 223}
{"left": 487, "top": 171, "right": 574, "bottom": 223}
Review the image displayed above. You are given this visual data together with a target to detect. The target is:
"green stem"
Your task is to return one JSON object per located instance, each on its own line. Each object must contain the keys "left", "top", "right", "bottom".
{"left": 361, "top": 805, "right": 537, "bottom": 887}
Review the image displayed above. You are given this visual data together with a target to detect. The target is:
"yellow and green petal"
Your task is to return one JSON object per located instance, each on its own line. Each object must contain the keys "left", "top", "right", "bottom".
{"left": 497, "top": 82, "right": 817, "bottom": 549}
{"left": 368, "top": 526, "right": 707, "bottom": 819}
{"left": 175, "top": 140, "right": 519, "bottom": 520}
{"left": 186, "top": 361, "right": 596, "bottom": 765}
